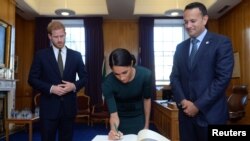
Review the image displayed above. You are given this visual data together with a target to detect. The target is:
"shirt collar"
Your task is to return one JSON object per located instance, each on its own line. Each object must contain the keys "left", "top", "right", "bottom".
{"left": 52, "top": 45, "right": 66, "bottom": 53}
{"left": 195, "top": 29, "right": 207, "bottom": 43}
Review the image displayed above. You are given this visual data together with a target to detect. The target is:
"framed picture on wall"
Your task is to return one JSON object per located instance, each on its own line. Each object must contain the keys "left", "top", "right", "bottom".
{"left": 0, "top": 20, "right": 11, "bottom": 68}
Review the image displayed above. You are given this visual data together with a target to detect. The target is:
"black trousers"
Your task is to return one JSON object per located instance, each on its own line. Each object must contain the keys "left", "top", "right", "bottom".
{"left": 40, "top": 105, "right": 75, "bottom": 141}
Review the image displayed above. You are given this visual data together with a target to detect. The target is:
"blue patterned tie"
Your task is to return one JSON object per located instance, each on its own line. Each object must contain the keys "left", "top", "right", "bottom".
{"left": 189, "top": 38, "right": 199, "bottom": 67}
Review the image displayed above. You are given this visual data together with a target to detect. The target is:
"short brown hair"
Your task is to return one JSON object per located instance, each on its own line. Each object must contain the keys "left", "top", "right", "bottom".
{"left": 47, "top": 21, "right": 65, "bottom": 34}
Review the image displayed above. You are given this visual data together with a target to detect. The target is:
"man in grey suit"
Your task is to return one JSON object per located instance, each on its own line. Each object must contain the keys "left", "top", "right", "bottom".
{"left": 28, "top": 21, "right": 87, "bottom": 141}
{"left": 170, "top": 2, "right": 234, "bottom": 141}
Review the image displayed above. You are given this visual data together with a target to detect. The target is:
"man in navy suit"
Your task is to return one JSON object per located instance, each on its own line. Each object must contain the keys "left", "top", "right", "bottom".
{"left": 170, "top": 2, "right": 234, "bottom": 141}
{"left": 28, "top": 21, "right": 87, "bottom": 141}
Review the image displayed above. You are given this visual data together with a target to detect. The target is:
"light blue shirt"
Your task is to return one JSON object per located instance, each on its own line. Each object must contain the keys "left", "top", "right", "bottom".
{"left": 189, "top": 29, "right": 207, "bottom": 54}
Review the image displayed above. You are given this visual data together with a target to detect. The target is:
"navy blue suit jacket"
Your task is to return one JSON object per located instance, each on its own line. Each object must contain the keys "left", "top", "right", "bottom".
{"left": 28, "top": 47, "right": 88, "bottom": 119}
{"left": 170, "top": 31, "right": 234, "bottom": 125}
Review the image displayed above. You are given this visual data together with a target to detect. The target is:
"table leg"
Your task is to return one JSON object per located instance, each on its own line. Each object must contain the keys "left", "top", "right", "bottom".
{"left": 29, "top": 122, "right": 32, "bottom": 141}
{"left": 5, "top": 121, "right": 9, "bottom": 141}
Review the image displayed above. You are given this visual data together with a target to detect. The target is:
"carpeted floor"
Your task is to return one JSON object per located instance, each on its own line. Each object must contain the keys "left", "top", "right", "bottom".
{"left": 0, "top": 122, "right": 158, "bottom": 141}
{"left": 0, "top": 122, "right": 108, "bottom": 141}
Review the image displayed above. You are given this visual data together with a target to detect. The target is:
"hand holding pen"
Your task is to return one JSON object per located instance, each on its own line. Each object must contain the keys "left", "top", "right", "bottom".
{"left": 108, "top": 123, "right": 123, "bottom": 140}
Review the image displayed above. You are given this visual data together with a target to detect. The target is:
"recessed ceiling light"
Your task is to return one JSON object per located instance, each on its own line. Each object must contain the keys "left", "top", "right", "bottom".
{"left": 165, "top": 9, "right": 183, "bottom": 17}
{"left": 55, "top": 9, "right": 75, "bottom": 16}
{"left": 164, "top": 0, "right": 183, "bottom": 17}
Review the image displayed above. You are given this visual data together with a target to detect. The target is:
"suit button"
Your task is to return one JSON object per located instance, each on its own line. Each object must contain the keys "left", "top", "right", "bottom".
{"left": 60, "top": 97, "right": 64, "bottom": 101}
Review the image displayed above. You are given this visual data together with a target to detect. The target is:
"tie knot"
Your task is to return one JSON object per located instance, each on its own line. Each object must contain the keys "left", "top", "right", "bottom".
{"left": 192, "top": 38, "right": 199, "bottom": 45}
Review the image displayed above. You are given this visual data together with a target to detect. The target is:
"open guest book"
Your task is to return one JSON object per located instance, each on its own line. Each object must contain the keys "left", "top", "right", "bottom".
{"left": 92, "top": 129, "right": 170, "bottom": 141}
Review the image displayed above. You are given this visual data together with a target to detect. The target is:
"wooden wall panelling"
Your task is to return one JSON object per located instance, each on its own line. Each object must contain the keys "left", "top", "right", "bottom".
{"left": 15, "top": 15, "right": 23, "bottom": 98}
{"left": 8, "top": 0, "right": 16, "bottom": 25}
{"left": 103, "top": 20, "right": 139, "bottom": 74}
{"left": 0, "top": 0, "right": 15, "bottom": 25}
{"left": 0, "top": 0, "right": 8, "bottom": 21}
{"left": 15, "top": 14, "right": 35, "bottom": 110}
{"left": 218, "top": 0, "right": 250, "bottom": 124}
{"left": 219, "top": 0, "right": 248, "bottom": 85}
{"left": 15, "top": 97, "right": 33, "bottom": 111}
{"left": 239, "top": 1, "right": 250, "bottom": 87}
{"left": 207, "top": 19, "right": 219, "bottom": 33}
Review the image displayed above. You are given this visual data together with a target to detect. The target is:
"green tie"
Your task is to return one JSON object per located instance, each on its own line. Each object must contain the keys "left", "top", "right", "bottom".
{"left": 58, "top": 49, "right": 63, "bottom": 77}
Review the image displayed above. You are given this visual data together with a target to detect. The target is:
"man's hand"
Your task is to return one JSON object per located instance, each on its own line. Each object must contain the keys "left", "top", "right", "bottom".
{"left": 181, "top": 99, "right": 199, "bottom": 117}
{"left": 58, "top": 80, "right": 76, "bottom": 93}
{"left": 51, "top": 85, "right": 67, "bottom": 96}
{"left": 51, "top": 80, "right": 76, "bottom": 96}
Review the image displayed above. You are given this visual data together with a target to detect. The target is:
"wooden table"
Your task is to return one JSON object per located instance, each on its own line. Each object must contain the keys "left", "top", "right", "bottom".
{"left": 5, "top": 116, "right": 39, "bottom": 141}
{"left": 153, "top": 100, "right": 179, "bottom": 141}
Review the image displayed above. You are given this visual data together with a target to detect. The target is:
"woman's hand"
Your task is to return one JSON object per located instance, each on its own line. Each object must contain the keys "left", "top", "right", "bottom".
{"left": 108, "top": 130, "right": 123, "bottom": 140}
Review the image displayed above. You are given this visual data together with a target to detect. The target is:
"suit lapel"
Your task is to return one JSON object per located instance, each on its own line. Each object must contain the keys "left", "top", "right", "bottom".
{"left": 183, "top": 39, "right": 192, "bottom": 70}
{"left": 64, "top": 48, "right": 71, "bottom": 76}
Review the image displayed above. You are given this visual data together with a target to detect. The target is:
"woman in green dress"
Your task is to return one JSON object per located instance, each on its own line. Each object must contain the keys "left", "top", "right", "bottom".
{"left": 102, "top": 48, "right": 153, "bottom": 140}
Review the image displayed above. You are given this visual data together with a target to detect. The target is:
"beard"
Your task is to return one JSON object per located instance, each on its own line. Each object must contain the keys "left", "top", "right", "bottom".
{"left": 51, "top": 40, "right": 65, "bottom": 48}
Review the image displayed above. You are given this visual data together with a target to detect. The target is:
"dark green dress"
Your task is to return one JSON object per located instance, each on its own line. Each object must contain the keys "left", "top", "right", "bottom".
{"left": 102, "top": 66, "right": 152, "bottom": 134}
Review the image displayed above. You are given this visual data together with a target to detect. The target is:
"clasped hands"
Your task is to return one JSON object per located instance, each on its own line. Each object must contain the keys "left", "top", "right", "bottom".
{"left": 181, "top": 99, "right": 199, "bottom": 117}
{"left": 51, "top": 80, "right": 76, "bottom": 96}
{"left": 108, "top": 129, "right": 123, "bottom": 140}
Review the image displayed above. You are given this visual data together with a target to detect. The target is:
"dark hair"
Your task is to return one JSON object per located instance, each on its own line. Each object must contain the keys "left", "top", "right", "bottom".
{"left": 185, "top": 2, "right": 208, "bottom": 16}
{"left": 109, "top": 48, "right": 136, "bottom": 68}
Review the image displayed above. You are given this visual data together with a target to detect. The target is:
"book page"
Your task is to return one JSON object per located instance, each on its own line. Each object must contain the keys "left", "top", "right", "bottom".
{"left": 122, "top": 134, "right": 138, "bottom": 140}
{"left": 91, "top": 135, "right": 109, "bottom": 141}
{"left": 137, "top": 129, "right": 170, "bottom": 141}
{"left": 92, "top": 129, "right": 170, "bottom": 141}
{"left": 92, "top": 134, "right": 137, "bottom": 141}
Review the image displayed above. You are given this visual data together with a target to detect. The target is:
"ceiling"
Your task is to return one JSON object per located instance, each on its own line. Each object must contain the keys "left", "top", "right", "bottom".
{"left": 15, "top": 0, "right": 242, "bottom": 20}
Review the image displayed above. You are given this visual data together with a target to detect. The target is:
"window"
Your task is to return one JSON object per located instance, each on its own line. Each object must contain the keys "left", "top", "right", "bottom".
{"left": 65, "top": 27, "right": 85, "bottom": 62}
{"left": 53, "top": 19, "right": 85, "bottom": 63}
{"left": 53, "top": 19, "right": 85, "bottom": 80}
{"left": 154, "top": 19, "right": 188, "bottom": 85}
